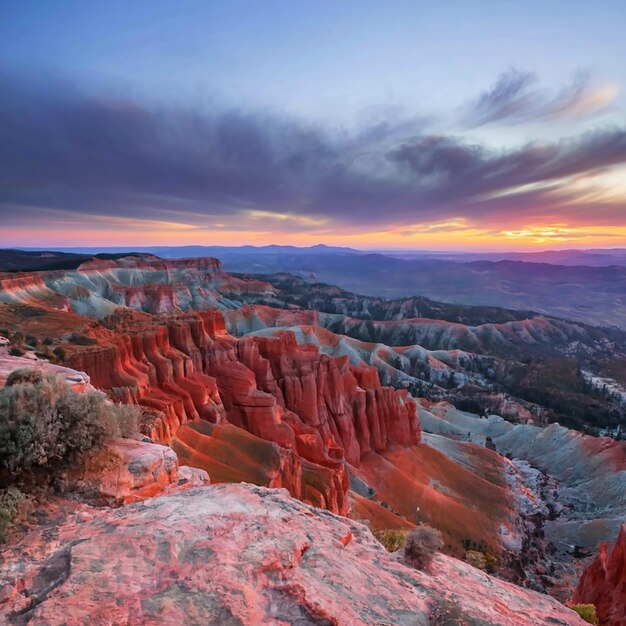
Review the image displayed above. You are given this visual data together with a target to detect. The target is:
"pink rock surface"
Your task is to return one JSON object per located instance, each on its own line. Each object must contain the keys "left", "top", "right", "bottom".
{"left": 0, "top": 484, "right": 585, "bottom": 626}
{"left": 63, "top": 438, "right": 209, "bottom": 506}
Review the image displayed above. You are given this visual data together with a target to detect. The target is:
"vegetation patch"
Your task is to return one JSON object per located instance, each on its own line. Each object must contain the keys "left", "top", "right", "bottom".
{"left": 374, "top": 529, "right": 408, "bottom": 552}
{"left": 0, "top": 486, "right": 26, "bottom": 543}
{"left": 0, "top": 369, "right": 138, "bottom": 481}
{"left": 403, "top": 525, "right": 443, "bottom": 571}
{"left": 571, "top": 604, "right": 599, "bottom": 625}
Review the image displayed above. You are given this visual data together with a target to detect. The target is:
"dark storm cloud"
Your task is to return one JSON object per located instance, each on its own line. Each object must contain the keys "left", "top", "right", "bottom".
{"left": 0, "top": 70, "right": 625, "bottom": 231}
{"left": 463, "top": 69, "right": 616, "bottom": 127}
{"left": 390, "top": 129, "right": 626, "bottom": 202}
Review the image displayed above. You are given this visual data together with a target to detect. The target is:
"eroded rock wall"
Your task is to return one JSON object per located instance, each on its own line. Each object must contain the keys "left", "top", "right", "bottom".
{"left": 65, "top": 311, "right": 418, "bottom": 515}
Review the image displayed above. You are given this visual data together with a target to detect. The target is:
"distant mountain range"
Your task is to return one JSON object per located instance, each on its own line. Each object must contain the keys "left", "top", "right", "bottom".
{"left": 4, "top": 246, "right": 626, "bottom": 328}
{"left": 17, "top": 245, "right": 626, "bottom": 266}
{"left": 384, "top": 248, "right": 626, "bottom": 267}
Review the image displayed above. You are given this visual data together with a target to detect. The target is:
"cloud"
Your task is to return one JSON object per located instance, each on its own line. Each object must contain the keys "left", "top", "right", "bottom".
{"left": 389, "top": 129, "right": 626, "bottom": 203}
{"left": 463, "top": 69, "right": 618, "bottom": 127}
{"left": 0, "top": 69, "right": 625, "bottom": 237}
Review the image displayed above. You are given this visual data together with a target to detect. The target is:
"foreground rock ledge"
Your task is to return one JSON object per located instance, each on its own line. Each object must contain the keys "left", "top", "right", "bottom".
{"left": 0, "top": 484, "right": 585, "bottom": 626}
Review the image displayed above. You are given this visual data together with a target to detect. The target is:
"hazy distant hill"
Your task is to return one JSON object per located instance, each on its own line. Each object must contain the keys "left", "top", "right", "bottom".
{"left": 217, "top": 251, "right": 626, "bottom": 329}
{"left": 385, "top": 248, "right": 626, "bottom": 266}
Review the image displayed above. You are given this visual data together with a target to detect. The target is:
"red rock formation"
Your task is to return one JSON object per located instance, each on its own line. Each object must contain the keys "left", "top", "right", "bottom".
{"left": 67, "top": 313, "right": 229, "bottom": 442}
{"left": 240, "top": 331, "right": 420, "bottom": 465}
{"left": 77, "top": 255, "right": 222, "bottom": 273}
{"left": 573, "top": 525, "right": 626, "bottom": 626}
{"left": 0, "top": 272, "right": 69, "bottom": 308}
{"left": 172, "top": 420, "right": 346, "bottom": 513}
{"left": 1, "top": 255, "right": 275, "bottom": 317}
{"left": 1, "top": 258, "right": 420, "bottom": 517}
{"left": 62, "top": 310, "right": 417, "bottom": 516}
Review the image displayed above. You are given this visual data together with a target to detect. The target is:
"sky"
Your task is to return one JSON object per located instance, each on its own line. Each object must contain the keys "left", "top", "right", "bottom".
{"left": 1, "top": 0, "right": 625, "bottom": 250}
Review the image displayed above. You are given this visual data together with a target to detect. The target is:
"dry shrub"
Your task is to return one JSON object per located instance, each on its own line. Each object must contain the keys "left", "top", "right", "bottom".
{"left": 5, "top": 368, "right": 44, "bottom": 387}
{"left": 105, "top": 403, "right": 141, "bottom": 439}
{"left": 403, "top": 524, "right": 443, "bottom": 571}
{"left": 484, "top": 552, "right": 498, "bottom": 573}
{"left": 464, "top": 549, "right": 487, "bottom": 570}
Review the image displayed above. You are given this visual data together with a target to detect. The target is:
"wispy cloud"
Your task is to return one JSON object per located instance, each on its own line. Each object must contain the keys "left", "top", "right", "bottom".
{"left": 462, "top": 69, "right": 618, "bottom": 127}
{"left": 0, "top": 69, "right": 625, "bottom": 241}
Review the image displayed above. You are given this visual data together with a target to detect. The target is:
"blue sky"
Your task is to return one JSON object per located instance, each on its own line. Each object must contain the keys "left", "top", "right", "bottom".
{"left": 4, "top": 1, "right": 624, "bottom": 123}
{"left": 1, "top": 1, "right": 625, "bottom": 249}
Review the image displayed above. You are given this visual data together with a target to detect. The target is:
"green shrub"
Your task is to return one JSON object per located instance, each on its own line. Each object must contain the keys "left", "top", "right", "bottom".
{"left": 52, "top": 347, "right": 66, "bottom": 362}
{"left": 8, "top": 347, "right": 25, "bottom": 357}
{"left": 42, "top": 337, "right": 54, "bottom": 346}
{"left": 0, "top": 374, "right": 111, "bottom": 477}
{"left": 404, "top": 524, "right": 443, "bottom": 571}
{"left": 0, "top": 486, "right": 25, "bottom": 543}
{"left": 67, "top": 333, "right": 97, "bottom": 346}
{"left": 571, "top": 604, "right": 599, "bottom": 625}
{"left": 375, "top": 529, "right": 408, "bottom": 552}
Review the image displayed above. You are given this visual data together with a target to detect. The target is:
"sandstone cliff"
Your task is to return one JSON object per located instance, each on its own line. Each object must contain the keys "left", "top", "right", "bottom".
{"left": 62, "top": 311, "right": 418, "bottom": 517}
{"left": 573, "top": 525, "right": 626, "bottom": 626}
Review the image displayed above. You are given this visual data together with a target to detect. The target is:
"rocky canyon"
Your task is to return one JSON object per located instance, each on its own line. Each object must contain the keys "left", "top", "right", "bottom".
{"left": 1, "top": 254, "right": 624, "bottom": 624}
